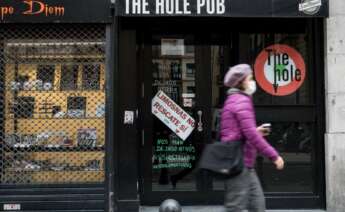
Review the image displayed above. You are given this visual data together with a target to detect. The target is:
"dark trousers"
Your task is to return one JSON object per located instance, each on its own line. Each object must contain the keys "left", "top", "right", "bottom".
{"left": 224, "top": 168, "right": 265, "bottom": 212}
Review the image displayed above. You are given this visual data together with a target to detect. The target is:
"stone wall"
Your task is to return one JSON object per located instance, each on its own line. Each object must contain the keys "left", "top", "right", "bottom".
{"left": 325, "top": 0, "right": 345, "bottom": 211}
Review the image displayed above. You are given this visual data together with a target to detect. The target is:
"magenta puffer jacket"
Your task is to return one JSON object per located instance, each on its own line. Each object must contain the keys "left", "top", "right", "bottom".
{"left": 220, "top": 89, "right": 279, "bottom": 168}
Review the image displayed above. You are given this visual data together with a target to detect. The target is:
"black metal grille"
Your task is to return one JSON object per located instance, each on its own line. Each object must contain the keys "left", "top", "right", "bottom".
{"left": 0, "top": 25, "right": 106, "bottom": 185}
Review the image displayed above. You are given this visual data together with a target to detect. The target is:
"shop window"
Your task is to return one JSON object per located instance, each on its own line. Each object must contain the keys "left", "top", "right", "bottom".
{"left": 210, "top": 32, "right": 315, "bottom": 193}
{"left": 60, "top": 65, "right": 78, "bottom": 90}
{"left": 82, "top": 64, "right": 100, "bottom": 90}
{"left": 11, "top": 97, "right": 35, "bottom": 119}
{"left": 1, "top": 26, "right": 106, "bottom": 185}
{"left": 37, "top": 65, "right": 55, "bottom": 85}
{"left": 15, "top": 75, "right": 30, "bottom": 89}
{"left": 67, "top": 96, "right": 86, "bottom": 118}
{"left": 185, "top": 63, "right": 195, "bottom": 79}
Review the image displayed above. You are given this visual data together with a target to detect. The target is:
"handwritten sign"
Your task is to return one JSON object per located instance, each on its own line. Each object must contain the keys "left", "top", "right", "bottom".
{"left": 152, "top": 90, "right": 195, "bottom": 141}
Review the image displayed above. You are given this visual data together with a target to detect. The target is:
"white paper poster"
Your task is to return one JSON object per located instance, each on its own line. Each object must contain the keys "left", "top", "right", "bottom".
{"left": 161, "top": 39, "right": 185, "bottom": 56}
{"left": 152, "top": 90, "right": 195, "bottom": 140}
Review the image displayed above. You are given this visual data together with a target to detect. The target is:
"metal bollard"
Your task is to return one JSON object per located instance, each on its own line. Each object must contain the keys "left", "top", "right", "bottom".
{"left": 159, "top": 199, "right": 182, "bottom": 212}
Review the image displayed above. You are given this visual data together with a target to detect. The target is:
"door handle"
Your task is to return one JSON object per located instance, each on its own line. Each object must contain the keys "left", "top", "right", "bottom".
{"left": 197, "top": 110, "right": 203, "bottom": 132}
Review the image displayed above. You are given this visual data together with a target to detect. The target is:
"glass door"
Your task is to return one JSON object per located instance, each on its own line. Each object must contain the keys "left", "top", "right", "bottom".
{"left": 139, "top": 33, "right": 212, "bottom": 204}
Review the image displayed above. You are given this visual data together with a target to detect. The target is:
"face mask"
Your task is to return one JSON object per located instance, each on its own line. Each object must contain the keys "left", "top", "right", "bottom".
{"left": 245, "top": 80, "right": 257, "bottom": 95}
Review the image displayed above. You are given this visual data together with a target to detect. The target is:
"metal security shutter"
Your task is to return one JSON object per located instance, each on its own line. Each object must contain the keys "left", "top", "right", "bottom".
{"left": 0, "top": 24, "right": 106, "bottom": 212}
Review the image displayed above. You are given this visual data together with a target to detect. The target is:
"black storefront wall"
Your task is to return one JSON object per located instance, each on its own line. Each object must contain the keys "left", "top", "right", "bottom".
{"left": 115, "top": 1, "right": 328, "bottom": 212}
{"left": 117, "top": 17, "right": 326, "bottom": 211}
{"left": 0, "top": 1, "right": 114, "bottom": 212}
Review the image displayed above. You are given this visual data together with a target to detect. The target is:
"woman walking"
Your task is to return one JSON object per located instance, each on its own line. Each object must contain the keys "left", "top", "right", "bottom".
{"left": 221, "top": 64, "right": 284, "bottom": 212}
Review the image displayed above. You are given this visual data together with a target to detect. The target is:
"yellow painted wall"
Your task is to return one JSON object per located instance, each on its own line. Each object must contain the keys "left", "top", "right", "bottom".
{"left": 4, "top": 63, "right": 106, "bottom": 183}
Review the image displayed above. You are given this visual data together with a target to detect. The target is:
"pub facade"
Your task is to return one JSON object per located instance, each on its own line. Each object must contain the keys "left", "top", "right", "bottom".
{"left": 0, "top": 0, "right": 329, "bottom": 211}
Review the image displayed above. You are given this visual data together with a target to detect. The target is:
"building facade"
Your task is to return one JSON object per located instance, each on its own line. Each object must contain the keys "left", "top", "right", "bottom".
{"left": 325, "top": 0, "right": 345, "bottom": 211}
{"left": 0, "top": 0, "right": 340, "bottom": 212}
{"left": 0, "top": 1, "right": 112, "bottom": 211}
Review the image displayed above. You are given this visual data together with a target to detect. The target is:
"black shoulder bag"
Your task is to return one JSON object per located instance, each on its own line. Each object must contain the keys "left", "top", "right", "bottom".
{"left": 198, "top": 108, "right": 244, "bottom": 179}
{"left": 198, "top": 141, "right": 244, "bottom": 179}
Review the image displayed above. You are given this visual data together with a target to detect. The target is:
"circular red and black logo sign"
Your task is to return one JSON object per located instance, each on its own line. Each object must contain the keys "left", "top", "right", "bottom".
{"left": 254, "top": 44, "right": 306, "bottom": 96}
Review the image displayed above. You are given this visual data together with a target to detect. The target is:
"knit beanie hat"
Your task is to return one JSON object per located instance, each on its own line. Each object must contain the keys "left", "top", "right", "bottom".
{"left": 223, "top": 64, "right": 253, "bottom": 88}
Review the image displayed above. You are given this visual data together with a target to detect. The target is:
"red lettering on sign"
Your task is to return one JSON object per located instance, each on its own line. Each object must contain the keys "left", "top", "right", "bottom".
{"left": 0, "top": 6, "right": 14, "bottom": 20}
{"left": 22, "top": 0, "right": 65, "bottom": 17}
{"left": 157, "top": 91, "right": 187, "bottom": 120}
{"left": 187, "top": 117, "right": 195, "bottom": 127}
{"left": 179, "top": 124, "right": 189, "bottom": 133}
{"left": 153, "top": 100, "right": 180, "bottom": 127}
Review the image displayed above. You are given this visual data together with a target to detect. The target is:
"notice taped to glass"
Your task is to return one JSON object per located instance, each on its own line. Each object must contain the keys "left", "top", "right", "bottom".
{"left": 152, "top": 90, "right": 195, "bottom": 141}
{"left": 161, "top": 39, "right": 185, "bottom": 56}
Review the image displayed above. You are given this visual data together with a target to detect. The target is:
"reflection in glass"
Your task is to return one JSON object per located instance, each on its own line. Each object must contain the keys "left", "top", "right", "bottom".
{"left": 60, "top": 65, "right": 78, "bottom": 90}
{"left": 235, "top": 32, "right": 314, "bottom": 192}
{"left": 151, "top": 36, "right": 199, "bottom": 191}
{"left": 210, "top": 45, "right": 227, "bottom": 191}
{"left": 210, "top": 33, "right": 315, "bottom": 192}
{"left": 259, "top": 122, "right": 313, "bottom": 192}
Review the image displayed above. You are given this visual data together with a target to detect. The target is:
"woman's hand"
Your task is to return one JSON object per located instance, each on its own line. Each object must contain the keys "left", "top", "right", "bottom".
{"left": 257, "top": 124, "right": 271, "bottom": 136}
{"left": 274, "top": 156, "right": 285, "bottom": 170}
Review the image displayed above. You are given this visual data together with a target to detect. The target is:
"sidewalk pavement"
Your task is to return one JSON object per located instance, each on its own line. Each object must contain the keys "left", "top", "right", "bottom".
{"left": 140, "top": 206, "right": 325, "bottom": 212}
